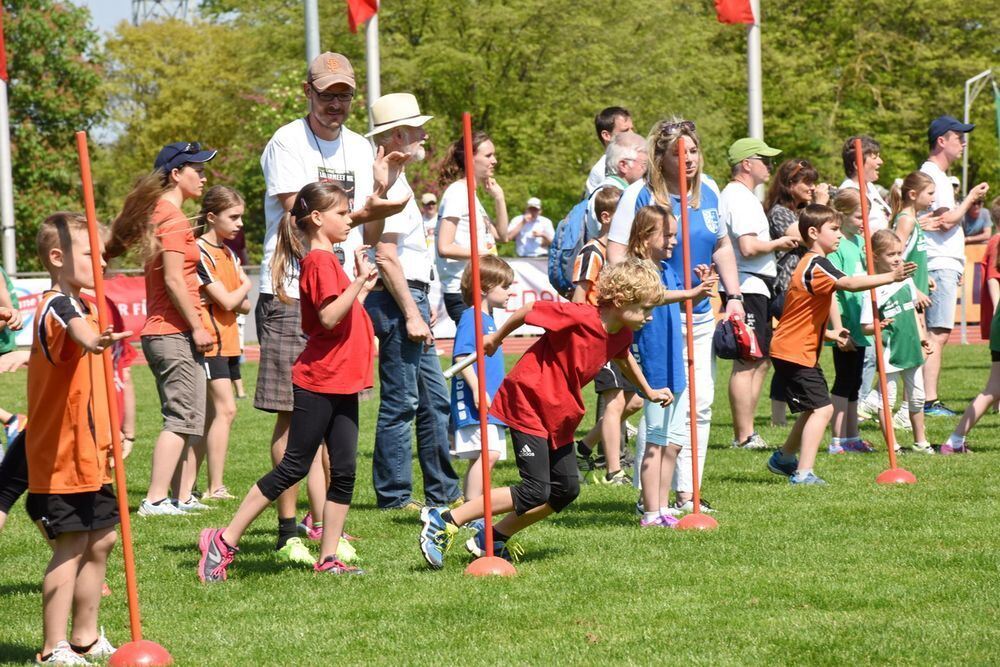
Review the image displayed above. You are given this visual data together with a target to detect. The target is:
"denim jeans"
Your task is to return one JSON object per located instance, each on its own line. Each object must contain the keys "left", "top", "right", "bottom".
{"left": 365, "top": 288, "right": 460, "bottom": 508}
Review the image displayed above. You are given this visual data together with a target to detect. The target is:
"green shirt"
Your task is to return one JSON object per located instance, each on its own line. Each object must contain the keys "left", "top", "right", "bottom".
{"left": 896, "top": 213, "right": 929, "bottom": 295}
{"left": 0, "top": 266, "right": 17, "bottom": 354}
{"left": 827, "top": 233, "right": 872, "bottom": 347}
{"left": 862, "top": 279, "right": 923, "bottom": 372}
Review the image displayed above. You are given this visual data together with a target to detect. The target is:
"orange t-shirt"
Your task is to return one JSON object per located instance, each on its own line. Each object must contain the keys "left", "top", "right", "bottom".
{"left": 770, "top": 252, "right": 845, "bottom": 367}
{"left": 141, "top": 200, "right": 202, "bottom": 337}
{"left": 26, "top": 291, "right": 113, "bottom": 494}
{"left": 196, "top": 238, "right": 243, "bottom": 357}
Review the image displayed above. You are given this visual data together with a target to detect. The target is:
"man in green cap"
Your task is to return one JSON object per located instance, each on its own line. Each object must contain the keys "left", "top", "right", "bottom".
{"left": 719, "top": 138, "right": 798, "bottom": 451}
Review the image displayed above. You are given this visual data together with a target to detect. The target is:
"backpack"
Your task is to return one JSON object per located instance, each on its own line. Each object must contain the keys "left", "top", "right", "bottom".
{"left": 547, "top": 197, "right": 592, "bottom": 298}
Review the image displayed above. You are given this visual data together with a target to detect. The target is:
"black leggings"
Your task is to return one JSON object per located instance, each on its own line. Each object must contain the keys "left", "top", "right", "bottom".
{"left": 0, "top": 430, "right": 28, "bottom": 513}
{"left": 256, "top": 386, "right": 359, "bottom": 505}
{"left": 509, "top": 429, "right": 580, "bottom": 515}
{"left": 831, "top": 347, "right": 865, "bottom": 401}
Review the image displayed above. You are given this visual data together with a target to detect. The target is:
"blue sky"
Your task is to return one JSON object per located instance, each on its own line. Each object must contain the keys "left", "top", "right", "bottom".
{"left": 71, "top": 1, "right": 134, "bottom": 35}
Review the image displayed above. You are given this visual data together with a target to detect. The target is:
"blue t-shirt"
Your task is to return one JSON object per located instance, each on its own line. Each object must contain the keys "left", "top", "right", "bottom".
{"left": 632, "top": 262, "right": 686, "bottom": 394}
{"left": 451, "top": 307, "right": 506, "bottom": 428}
{"left": 634, "top": 182, "right": 723, "bottom": 315}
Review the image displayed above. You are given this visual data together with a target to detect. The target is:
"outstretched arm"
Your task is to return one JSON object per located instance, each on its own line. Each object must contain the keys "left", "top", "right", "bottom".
{"left": 483, "top": 302, "right": 534, "bottom": 356}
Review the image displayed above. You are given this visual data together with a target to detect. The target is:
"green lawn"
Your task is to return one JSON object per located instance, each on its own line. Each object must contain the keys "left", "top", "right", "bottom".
{"left": 1, "top": 345, "right": 999, "bottom": 665}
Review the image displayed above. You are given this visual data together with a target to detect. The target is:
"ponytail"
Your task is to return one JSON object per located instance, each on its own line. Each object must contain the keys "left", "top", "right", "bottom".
{"left": 107, "top": 172, "right": 167, "bottom": 261}
{"left": 438, "top": 131, "right": 491, "bottom": 188}
{"left": 270, "top": 181, "right": 348, "bottom": 303}
{"left": 890, "top": 171, "right": 934, "bottom": 221}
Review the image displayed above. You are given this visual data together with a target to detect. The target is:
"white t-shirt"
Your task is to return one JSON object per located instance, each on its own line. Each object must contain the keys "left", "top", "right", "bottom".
{"left": 260, "top": 119, "right": 374, "bottom": 298}
{"left": 720, "top": 181, "right": 775, "bottom": 296}
{"left": 512, "top": 214, "right": 554, "bottom": 257}
{"left": 839, "top": 178, "right": 891, "bottom": 233}
{"left": 435, "top": 179, "right": 496, "bottom": 293}
{"left": 381, "top": 175, "right": 433, "bottom": 284}
{"left": 585, "top": 155, "right": 607, "bottom": 195}
{"left": 919, "top": 160, "right": 964, "bottom": 273}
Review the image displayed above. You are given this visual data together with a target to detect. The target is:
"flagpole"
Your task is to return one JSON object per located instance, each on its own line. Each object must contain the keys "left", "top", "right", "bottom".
{"left": 304, "top": 0, "right": 320, "bottom": 63}
{"left": 365, "top": 12, "right": 381, "bottom": 133}
{"left": 0, "top": 9, "right": 15, "bottom": 275}
{"left": 747, "top": 0, "right": 764, "bottom": 199}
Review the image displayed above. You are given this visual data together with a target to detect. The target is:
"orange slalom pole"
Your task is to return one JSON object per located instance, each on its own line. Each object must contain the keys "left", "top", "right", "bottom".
{"left": 674, "top": 137, "right": 718, "bottom": 531}
{"left": 460, "top": 114, "right": 515, "bottom": 576}
{"left": 853, "top": 138, "right": 916, "bottom": 485}
{"left": 76, "top": 132, "right": 173, "bottom": 666}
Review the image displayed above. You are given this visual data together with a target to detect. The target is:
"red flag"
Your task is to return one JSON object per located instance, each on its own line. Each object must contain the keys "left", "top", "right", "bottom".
{"left": 715, "top": 0, "right": 755, "bottom": 24}
{"left": 347, "top": 0, "right": 378, "bottom": 33}
{"left": 0, "top": 8, "right": 8, "bottom": 83}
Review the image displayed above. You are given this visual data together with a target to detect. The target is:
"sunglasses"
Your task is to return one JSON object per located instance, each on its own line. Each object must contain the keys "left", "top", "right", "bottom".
{"left": 659, "top": 120, "right": 697, "bottom": 136}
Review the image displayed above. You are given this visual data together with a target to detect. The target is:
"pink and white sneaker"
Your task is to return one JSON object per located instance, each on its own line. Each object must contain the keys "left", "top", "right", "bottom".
{"left": 198, "top": 528, "right": 237, "bottom": 583}
{"left": 938, "top": 442, "right": 971, "bottom": 455}
{"left": 639, "top": 514, "right": 679, "bottom": 528}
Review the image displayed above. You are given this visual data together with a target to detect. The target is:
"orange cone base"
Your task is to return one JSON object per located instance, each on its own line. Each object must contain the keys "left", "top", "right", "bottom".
{"left": 464, "top": 556, "right": 517, "bottom": 577}
{"left": 109, "top": 640, "right": 173, "bottom": 667}
{"left": 675, "top": 512, "right": 719, "bottom": 531}
{"left": 876, "top": 467, "right": 917, "bottom": 485}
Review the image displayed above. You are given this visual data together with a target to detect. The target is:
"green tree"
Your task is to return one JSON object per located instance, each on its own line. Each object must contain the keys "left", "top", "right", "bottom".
{"left": 4, "top": 0, "right": 104, "bottom": 272}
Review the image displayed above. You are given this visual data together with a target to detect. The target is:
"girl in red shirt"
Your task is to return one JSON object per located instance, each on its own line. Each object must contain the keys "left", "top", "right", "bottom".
{"left": 199, "top": 181, "right": 376, "bottom": 581}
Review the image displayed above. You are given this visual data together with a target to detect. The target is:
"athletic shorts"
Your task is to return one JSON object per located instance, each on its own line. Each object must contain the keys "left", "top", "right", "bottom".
{"left": 205, "top": 355, "right": 241, "bottom": 381}
{"left": 594, "top": 361, "right": 638, "bottom": 394}
{"left": 509, "top": 429, "right": 579, "bottom": 515}
{"left": 926, "top": 268, "right": 960, "bottom": 331}
{"left": 723, "top": 292, "right": 772, "bottom": 355}
{"left": 26, "top": 484, "right": 119, "bottom": 539}
{"left": 771, "top": 357, "right": 831, "bottom": 414}
{"left": 643, "top": 398, "right": 684, "bottom": 447}
{"left": 141, "top": 332, "right": 206, "bottom": 436}
{"left": 451, "top": 423, "right": 508, "bottom": 460}
{"left": 254, "top": 294, "right": 306, "bottom": 413}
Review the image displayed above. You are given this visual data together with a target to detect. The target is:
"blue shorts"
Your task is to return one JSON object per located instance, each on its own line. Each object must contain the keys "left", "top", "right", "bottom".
{"left": 926, "top": 268, "right": 960, "bottom": 331}
{"left": 644, "top": 397, "right": 683, "bottom": 447}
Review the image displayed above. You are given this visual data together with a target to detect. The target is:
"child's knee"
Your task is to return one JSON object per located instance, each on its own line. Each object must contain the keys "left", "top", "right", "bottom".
{"left": 90, "top": 528, "right": 117, "bottom": 556}
{"left": 548, "top": 474, "right": 580, "bottom": 512}
{"left": 513, "top": 478, "right": 551, "bottom": 511}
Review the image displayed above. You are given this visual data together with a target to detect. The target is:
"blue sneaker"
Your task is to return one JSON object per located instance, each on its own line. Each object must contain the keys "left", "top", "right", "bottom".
{"left": 418, "top": 507, "right": 457, "bottom": 569}
{"left": 789, "top": 471, "right": 827, "bottom": 485}
{"left": 466, "top": 518, "right": 485, "bottom": 534}
{"left": 767, "top": 450, "right": 798, "bottom": 477}
{"left": 465, "top": 526, "right": 523, "bottom": 563}
{"left": 924, "top": 400, "right": 957, "bottom": 417}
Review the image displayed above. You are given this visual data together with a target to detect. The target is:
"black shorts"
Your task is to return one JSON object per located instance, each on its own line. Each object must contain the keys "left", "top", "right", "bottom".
{"left": 771, "top": 358, "right": 831, "bottom": 414}
{"left": 594, "top": 361, "right": 638, "bottom": 394}
{"left": 205, "top": 355, "right": 241, "bottom": 381}
{"left": 723, "top": 292, "right": 772, "bottom": 356}
{"left": 0, "top": 430, "right": 28, "bottom": 513}
{"left": 831, "top": 347, "right": 865, "bottom": 401}
{"left": 509, "top": 429, "right": 580, "bottom": 516}
{"left": 26, "top": 484, "right": 120, "bottom": 539}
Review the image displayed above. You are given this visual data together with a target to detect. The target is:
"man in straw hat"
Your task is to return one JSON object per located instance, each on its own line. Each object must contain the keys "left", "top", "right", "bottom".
{"left": 364, "top": 93, "right": 462, "bottom": 510}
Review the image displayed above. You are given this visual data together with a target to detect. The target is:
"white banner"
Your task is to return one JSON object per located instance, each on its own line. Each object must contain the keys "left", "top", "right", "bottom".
{"left": 8, "top": 278, "right": 50, "bottom": 347}
{"left": 430, "top": 257, "right": 564, "bottom": 338}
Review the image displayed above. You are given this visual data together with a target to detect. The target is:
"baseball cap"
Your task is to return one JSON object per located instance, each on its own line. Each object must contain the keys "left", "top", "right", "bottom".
{"left": 526, "top": 197, "right": 542, "bottom": 209}
{"left": 308, "top": 52, "right": 356, "bottom": 91}
{"left": 727, "top": 138, "right": 782, "bottom": 165}
{"left": 421, "top": 193, "right": 437, "bottom": 205}
{"left": 929, "top": 115, "right": 974, "bottom": 145}
{"left": 153, "top": 142, "right": 217, "bottom": 174}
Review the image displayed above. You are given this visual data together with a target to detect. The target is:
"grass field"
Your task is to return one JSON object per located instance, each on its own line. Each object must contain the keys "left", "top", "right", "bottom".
{"left": 1, "top": 345, "right": 999, "bottom": 665}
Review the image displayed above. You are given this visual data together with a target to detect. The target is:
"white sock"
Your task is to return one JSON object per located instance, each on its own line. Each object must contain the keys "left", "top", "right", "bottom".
{"left": 948, "top": 434, "right": 966, "bottom": 447}
{"left": 659, "top": 506, "right": 672, "bottom": 515}
{"left": 795, "top": 468, "right": 812, "bottom": 479}
{"left": 831, "top": 437, "right": 845, "bottom": 447}
{"left": 643, "top": 511, "right": 659, "bottom": 521}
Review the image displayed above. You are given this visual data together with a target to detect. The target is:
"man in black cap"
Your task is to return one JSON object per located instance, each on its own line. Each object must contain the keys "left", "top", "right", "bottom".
{"left": 919, "top": 115, "right": 991, "bottom": 417}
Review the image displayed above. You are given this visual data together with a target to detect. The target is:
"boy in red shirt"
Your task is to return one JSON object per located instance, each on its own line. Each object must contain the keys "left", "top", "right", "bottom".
{"left": 27, "top": 213, "right": 131, "bottom": 664}
{"left": 419, "top": 258, "right": 674, "bottom": 566}
{"left": 768, "top": 205, "right": 910, "bottom": 485}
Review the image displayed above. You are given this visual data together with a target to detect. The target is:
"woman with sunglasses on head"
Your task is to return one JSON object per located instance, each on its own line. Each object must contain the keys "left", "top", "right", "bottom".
{"left": 764, "top": 158, "right": 829, "bottom": 425}
{"left": 606, "top": 118, "right": 741, "bottom": 515}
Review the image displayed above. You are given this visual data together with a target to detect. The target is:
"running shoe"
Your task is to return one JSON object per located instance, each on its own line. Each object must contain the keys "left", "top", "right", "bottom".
{"left": 466, "top": 518, "right": 486, "bottom": 534}
{"left": 275, "top": 537, "right": 315, "bottom": 566}
{"left": 4, "top": 413, "right": 24, "bottom": 446}
{"left": 767, "top": 450, "right": 798, "bottom": 477}
{"left": 314, "top": 556, "right": 365, "bottom": 576}
{"left": 174, "top": 496, "right": 210, "bottom": 512}
{"left": 335, "top": 536, "right": 358, "bottom": 564}
{"left": 77, "top": 628, "right": 115, "bottom": 660}
{"left": 418, "top": 506, "right": 457, "bottom": 569}
{"left": 891, "top": 409, "right": 913, "bottom": 431}
{"left": 639, "top": 514, "right": 678, "bottom": 528}
{"left": 197, "top": 528, "right": 237, "bottom": 583}
{"left": 910, "top": 442, "right": 935, "bottom": 455}
{"left": 465, "top": 525, "right": 523, "bottom": 563}
{"left": 448, "top": 495, "right": 466, "bottom": 509}
{"left": 36, "top": 641, "right": 92, "bottom": 665}
{"left": 598, "top": 469, "right": 631, "bottom": 486}
{"left": 924, "top": 400, "right": 958, "bottom": 417}
{"left": 842, "top": 439, "right": 875, "bottom": 454}
{"left": 789, "top": 471, "right": 827, "bottom": 485}
{"left": 138, "top": 499, "right": 185, "bottom": 516}
{"left": 938, "top": 442, "right": 971, "bottom": 455}
{"left": 734, "top": 432, "right": 770, "bottom": 450}
{"left": 828, "top": 442, "right": 846, "bottom": 455}
{"left": 671, "top": 498, "right": 716, "bottom": 514}
{"left": 625, "top": 421, "right": 639, "bottom": 441}
{"left": 204, "top": 486, "right": 236, "bottom": 501}
{"left": 575, "top": 441, "right": 596, "bottom": 483}
{"left": 298, "top": 512, "right": 323, "bottom": 541}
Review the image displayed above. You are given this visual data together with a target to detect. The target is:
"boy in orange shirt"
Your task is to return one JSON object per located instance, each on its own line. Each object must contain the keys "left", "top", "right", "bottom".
{"left": 768, "top": 205, "right": 910, "bottom": 485}
{"left": 26, "top": 213, "right": 131, "bottom": 664}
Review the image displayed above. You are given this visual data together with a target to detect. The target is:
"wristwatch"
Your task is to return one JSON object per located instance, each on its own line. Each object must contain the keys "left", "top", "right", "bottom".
{"left": 728, "top": 294, "right": 744, "bottom": 302}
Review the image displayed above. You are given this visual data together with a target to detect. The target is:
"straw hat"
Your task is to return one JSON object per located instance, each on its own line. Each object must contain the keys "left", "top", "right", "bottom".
{"left": 365, "top": 93, "right": 433, "bottom": 138}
